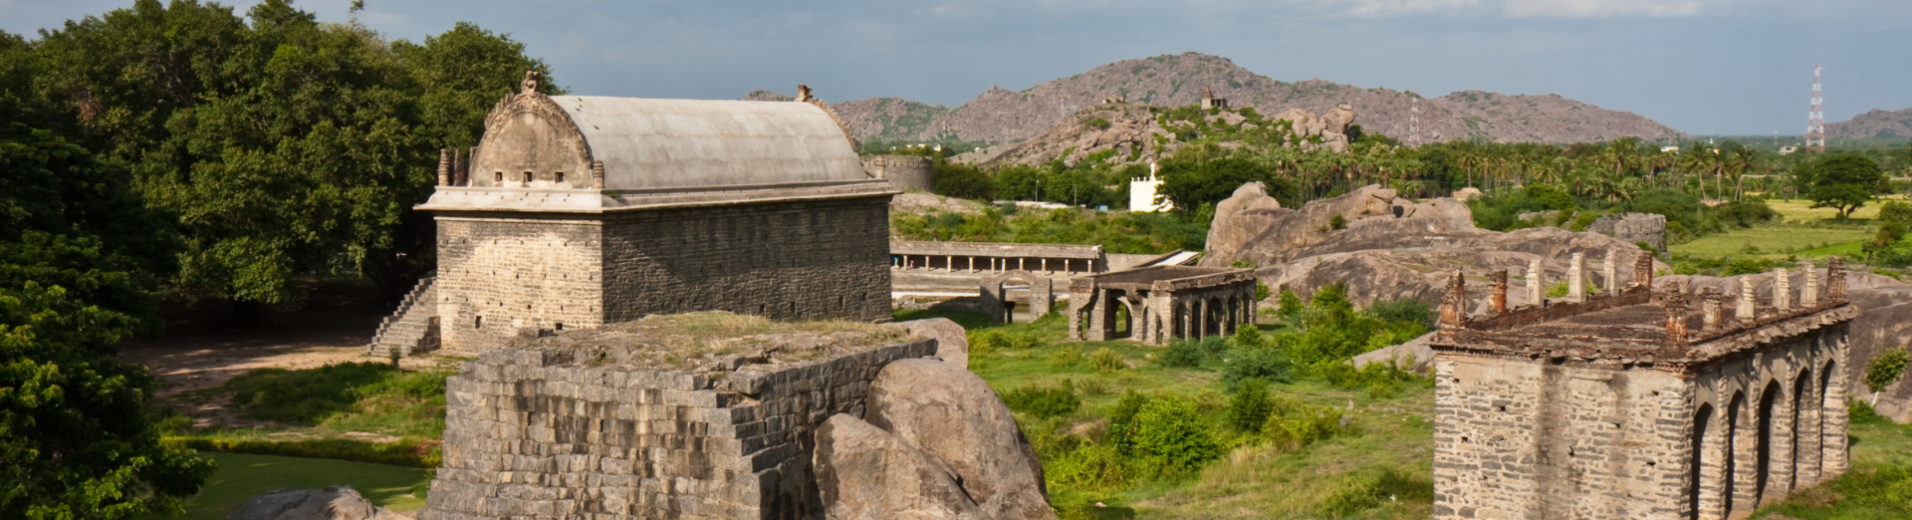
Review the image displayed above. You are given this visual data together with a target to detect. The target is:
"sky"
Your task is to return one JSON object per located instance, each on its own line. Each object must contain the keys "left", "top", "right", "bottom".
{"left": 4, "top": 0, "right": 1910, "bottom": 136}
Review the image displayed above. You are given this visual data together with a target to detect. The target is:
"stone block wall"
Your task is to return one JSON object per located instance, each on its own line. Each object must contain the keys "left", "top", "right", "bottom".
{"left": 1589, "top": 213, "right": 1668, "bottom": 252}
{"left": 420, "top": 338, "right": 939, "bottom": 520}
{"left": 862, "top": 155, "right": 933, "bottom": 192}
{"left": 1433, "top": 325, "right": 1851, "bottom": 520}
{"left": 1433, "top": 358, "right": 1690, "bottom": 520}
{"left": 435, "top": 218, "right": 606, "bottom": 353}
{"left": 599, "top": 197, "right": 892, "bottom": 324}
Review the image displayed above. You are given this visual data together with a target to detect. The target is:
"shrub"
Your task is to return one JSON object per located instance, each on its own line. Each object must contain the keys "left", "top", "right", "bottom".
{"left": 1003, "top": 380, "right": 1082, "bottom": 419}
{"left": 1316, "top": 468, "right": 1431, "bottom": 517}
{"left": 1865, "top": 348, "right": 1910, "bottom": 393}
{"left": 1726, "top": 257, "right": 1767, "bottom": 276}
{"left": 1049, "top": 346, "right": 1085, "bottom": 368}
{"left": 1276, "top": 289, "right": 1304, "bottom": 320}
{"left": 1126, "top": 396, "right": 1222, "bottom": 477}
{"left": 1227, "top": 379, "right": 1274, "bottom": 433}
{"left": 1851, "top": 399, "right": 1886, "bottom": 423}
{"left": 1106, "top": 389, "right": 1152, "bottom": 452}
{"left": 1090, "top": 347, "right": 1126, "bottom": 375}
{"left": 1329, "top": 214, "right": 1347, "bottom": 230}
{"left": 1222, "top": 345, "right": 1293, "bottom": 389}
{"left": 1364, "top": 298, "right": 1434, "bottom": 329}
{"left": 1086, "top": 117, "right": 1112, "bottom": 130}
{"left": 1159, "top": 339, "right": 1205, "bottom": 368}
{"left": 1263, "top": 395, "right": 1347, "bottom": 452}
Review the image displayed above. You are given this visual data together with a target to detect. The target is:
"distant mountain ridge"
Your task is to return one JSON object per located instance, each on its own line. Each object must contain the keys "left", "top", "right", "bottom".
{"left": 1828, "top": 107, "right": 1912, "bottom": 141}
{"left": 751, "top": 52, "right": 1685, "bottom": 147}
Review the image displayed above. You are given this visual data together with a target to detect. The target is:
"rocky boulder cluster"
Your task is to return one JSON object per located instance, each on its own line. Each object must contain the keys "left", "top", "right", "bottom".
{"left": 1270, "top": 103, "right": 1358, "bottom": 153}
{"left": 815, "top": 358, "right": 1055, "bottom": 520}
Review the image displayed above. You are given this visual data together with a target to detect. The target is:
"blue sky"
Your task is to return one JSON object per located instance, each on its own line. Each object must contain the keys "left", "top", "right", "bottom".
{"left": 4, "top": 0, "right": 1909, "bottom": 136}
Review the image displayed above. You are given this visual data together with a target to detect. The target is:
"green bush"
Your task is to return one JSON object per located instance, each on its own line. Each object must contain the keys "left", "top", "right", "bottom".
{"left": 1851, "top": 399, "right": 1886, "bottom": 423}
{"left": 1316, "top": 468, "right": 1432, "bottom": 517}
{"left": 1126, "top": 396, "right": 1222, "bottom": 477}
{"left": 1086, "top": 117, "right": 1112, "bottom": 130}
{"left": 1222, "top": 344, "right": 1293, "bottom": 388}
{"left": 1003, "top": 380, "right": 1082, "bottom": 419}
{"left": 1159, "top": 339, "right": 1205, "bottom": 368}
{"left": 1227, "top": 379, "right": 1274, "bottom": 433}
{"left": 1263, "top": 395, "right": 1348, "bottom": 452}
{"left": 1276, "top": 289, "right": 1304, "bottom": 320}
{"left": 1049, "top": 346, "right": 1085, "bottom": 368}
{"left": 1364, "top": 299, "right": 1434, "bottom": 330}
{"left": 1329, "top": 214, "right": 1347, "bottom": 230}
{"left": 1090, "top": 347, "right": 1126, "bottom": 375}
{"left": 1865, "top": 348, "right": 1910, "bottom": 393}
{"left": 1106, "top": 390, "right": 1152, "bottom": 453}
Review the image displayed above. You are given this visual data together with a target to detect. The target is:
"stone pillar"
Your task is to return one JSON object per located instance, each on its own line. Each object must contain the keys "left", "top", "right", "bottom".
{"left": 1439, "top": 270, "right": 1466, "bottom": 329}
{"left": 456, "top": 147, "right": 471, "bottom": 186}
{"left": 1491, "top": 270, "right": 1508, "bottom": 314}
{"left": 1604, "top": 248, "right": 1620, "bottom": 296}
{"left": 1774, "top": 268, "right": 1792, "bottom": 311}
{"left": 1087, "top": 289, "right": 1111, "bottom": 342}
{"left": 1195, "top": 298, "right": 1207, "bottom": 340}
{"left": 948, "top": 255, "right": 954, "bottom": 273}
{"left": 1772, "top": 379, "right": 1798, "bottom": 500}
{"left": 591, "top": 160, "right": 605, "bottom": 189}
{"left": 1663, "top": 286, "right": 1688, "bottom": 344}
{"left": 1797, "top": 370, "right": 1823, "bottom": 486}
{"left": 436, "top": 148, "right": 451, "bottom": 186}
{"left": 1698, "top": 410, "right": 1730, "bottom": 520}
{"left": 1701, "top": 287, "right": 1723, "bottom": 331}
{"left": 1568, "top": 253, "right": 1587, "bottom": 302}
{"left": 1824, "top": 337, "right": 1850, "bottom": 478}
{"left": 1635, "top": 253, "right": 1655, "bottom": 290}
{"left": 1067, "top": 280, "right": 1092, "bottom": 341}
{"left": 1801, "top": 261, "right": 1819, "bottom": 307}
{"left": 1733, "top": 398, "right": 1760, "bottom": 514}
{"left": 1828, "top": 257, "right": 1847, "bottom": 301}
{"left": 1736, "top": 277, "right": 1756, "bottom": 321}
{"left": 1180, "top": 300, "right": 1194, "bottom": 341}
{"left": 1527, "top": 259, "right": 1544, "bottom": 306}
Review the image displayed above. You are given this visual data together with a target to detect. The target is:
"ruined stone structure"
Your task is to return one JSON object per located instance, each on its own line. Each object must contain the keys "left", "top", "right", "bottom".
{"left": 1430, "top": 257, "right": 1855, "bottom": 520}
{"left": 1589, "top": 212, "right": 1669, "bottom": 252}
{"left": 405, "top": 73, "right": 897, "bottom": 354}
{"left": 860, "top": 155, "right": 934, "bottom": 192}
{"left": 1200, "top": 85, "right": 1228, "bottom": 110}
{"left": 978, "top": 270, "right": 1054, "bottom": 324}
{"left": 1066, "top": 265, "right": 1258, "bottom": 344}
{"left": 420, "top": 322, "right": 941, "bottom": 519}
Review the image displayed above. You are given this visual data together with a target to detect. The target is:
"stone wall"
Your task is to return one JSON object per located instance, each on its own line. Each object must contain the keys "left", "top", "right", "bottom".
{"left": 1432, "top": 325, "right": 1849, "bottom": 520}
{"left": 420, "top": 338, "right": 939, "bottom": 520}
{"left": 599, "top": 197, "right": 892, "bottom": 324}
{"left": 435, "top": 218, "right": 606, "bottom": 354}
{"left": 433, "top": 196, "right": 892, "bottom": 354}
{"left": 863, "top": 155, "right": 933, "bottom": 192}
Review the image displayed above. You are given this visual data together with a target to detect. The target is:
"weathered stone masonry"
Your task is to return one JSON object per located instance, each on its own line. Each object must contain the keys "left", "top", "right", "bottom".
{"left": 421, "top": 338, "right": 940, "bottom": 520}
{"left": 414, "top": 73, "right": 896, "bottom": 354}
{"left": 1429, "top": 259, "right": 1854, "bottom": 520}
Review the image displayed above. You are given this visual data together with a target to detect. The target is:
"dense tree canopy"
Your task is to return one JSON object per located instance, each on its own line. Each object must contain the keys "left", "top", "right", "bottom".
{"left": 1803, "top": 154, "right": 1888, "bottom": 219}
{"left": 0, "top": 0, "right": 559, "bottom": 513}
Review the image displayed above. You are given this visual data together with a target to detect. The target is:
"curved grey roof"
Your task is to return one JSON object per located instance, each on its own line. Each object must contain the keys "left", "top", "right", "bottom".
{"left": 551, "top": 96, "right": 865, "bottom": 190}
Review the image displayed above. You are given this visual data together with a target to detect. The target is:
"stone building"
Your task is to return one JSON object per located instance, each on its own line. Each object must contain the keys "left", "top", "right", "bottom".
{"left": 1129, "top": 162, "right": 1172, "bottom": 213}
{"left": 1066, "top": 265, "right": 1258, "bottom": 344}
{"left": 1429, "top": 257, "right": 1855, "bottom": 520}
{"left": 1200, "top": 85, "right": 1228, "bottom": 110}
{"left": 861, "top": 155, "right": 934, "bottom": 192}
{"left": 399, "top": 73, "right": 897, "bottom": 354}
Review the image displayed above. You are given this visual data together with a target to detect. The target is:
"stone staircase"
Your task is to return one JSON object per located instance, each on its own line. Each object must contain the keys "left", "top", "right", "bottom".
{"left": 367, "top": 277, "right": 439, "bottom": 357}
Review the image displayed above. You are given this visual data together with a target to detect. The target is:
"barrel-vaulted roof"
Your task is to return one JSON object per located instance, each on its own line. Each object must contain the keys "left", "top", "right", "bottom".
{"left": 550, "top": 96, "right": 865, "bottom": 190}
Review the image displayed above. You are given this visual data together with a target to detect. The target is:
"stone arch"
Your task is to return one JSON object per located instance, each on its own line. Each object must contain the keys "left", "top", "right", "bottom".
{"left": 1113, "top": 296, "right": 1138, "bottom": 338}
{"left": 981, "top": 270, "right": 1053, "bottom": 324}
{"left": 1754, "top": 378, "right": 1782, "bottom": 505}
{"left": 1691, "top": 402, "right": 1714, "bottom": 520}
{"left": 1791, "top": 366, "right": 1814, "bottom": 490}
{"left": 472, "top": 90, "right": 595, "bottom": 189}
{"left": 1723, "top": 391, "right": 1744, "bottom": 514}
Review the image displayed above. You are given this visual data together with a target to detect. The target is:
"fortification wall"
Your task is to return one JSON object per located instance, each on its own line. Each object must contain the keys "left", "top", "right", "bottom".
{"left": 435, "top": 218, "right": 606, "bottom": 354}
{"left": 599, "top": 197, "right": 893, "bottom": 323}
{"left": 420, "top": 338, "right": 939, "bottom": 520}
{"left": 864, "top": 155, "right": 933, "bottom": 192}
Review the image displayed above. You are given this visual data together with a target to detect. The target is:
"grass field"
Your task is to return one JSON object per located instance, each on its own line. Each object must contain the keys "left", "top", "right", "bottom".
{"left": 180, "top": 452, "right": 430, "bottom": 520}
{"left": 1753, "top": 409, "right": 1912, "bottom": 519}
{"left": 1766, "top": 198, "right": 1895, "bottom": 223}
{"left": 1670, "top": 224, "right": 1872, "bottom": 259}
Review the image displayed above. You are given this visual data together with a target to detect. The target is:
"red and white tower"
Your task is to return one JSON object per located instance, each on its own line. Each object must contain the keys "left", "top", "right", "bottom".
{"left": 1408, "top": 95, "right": 1421, "bottom": 147}
{"left": 1807, "top": 64, "right": 1825, "bottom": 153}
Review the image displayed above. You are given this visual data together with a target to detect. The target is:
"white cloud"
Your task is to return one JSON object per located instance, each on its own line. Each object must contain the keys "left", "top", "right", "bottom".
{"left": 1502, "top": 0, "right": 1717, "bottom": 18}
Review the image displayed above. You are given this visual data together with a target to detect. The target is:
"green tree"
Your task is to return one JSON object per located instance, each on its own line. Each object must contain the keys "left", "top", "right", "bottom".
{"left": 1804, "top": 154, "right": 1888, "bottom": 219}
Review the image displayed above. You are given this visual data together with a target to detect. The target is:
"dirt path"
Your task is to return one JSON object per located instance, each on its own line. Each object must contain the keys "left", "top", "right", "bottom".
{"left": 117, "top": 283, "right": 446, "bottom": 430}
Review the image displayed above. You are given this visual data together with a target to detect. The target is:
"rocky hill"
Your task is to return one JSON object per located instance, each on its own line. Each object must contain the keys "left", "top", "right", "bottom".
{"left": 1828, "top": 107, "right": 1912, "bottom": 141}
{"left": 753, "top": 52, "right": 1685, "bottom": 147}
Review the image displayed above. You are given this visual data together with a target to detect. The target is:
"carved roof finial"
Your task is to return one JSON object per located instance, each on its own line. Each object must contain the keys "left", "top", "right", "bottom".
{"left": 796, "top": 84, "right": 814, "bottom": 103}
{"left": 521, "top": 70, "right": 542, "bottom": 95}
{"left": 1203, "top": 85, "right": 1213, "bottom": 99}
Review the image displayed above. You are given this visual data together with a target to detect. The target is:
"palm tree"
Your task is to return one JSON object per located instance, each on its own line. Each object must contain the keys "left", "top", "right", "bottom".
{"left": 1726, "top": 144, "right": 1758, "bottom": 200}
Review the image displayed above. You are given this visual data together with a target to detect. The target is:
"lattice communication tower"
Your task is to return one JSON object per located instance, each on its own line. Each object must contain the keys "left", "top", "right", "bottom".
{"left": 1807, "top": 64, "right": 1825, "bottom": 153}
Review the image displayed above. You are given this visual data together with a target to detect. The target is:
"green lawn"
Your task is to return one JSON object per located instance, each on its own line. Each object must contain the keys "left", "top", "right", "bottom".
{"left": 1670, "top": 224, "right": 1872, "bottom": 259}
{"left": 1767, "top": 198, "right": 1897, "bottom": 223}
{"left": 180, "top": 452, "right": 430, "bottom": 520}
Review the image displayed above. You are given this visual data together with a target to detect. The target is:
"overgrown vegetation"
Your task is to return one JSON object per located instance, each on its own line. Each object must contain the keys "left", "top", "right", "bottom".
{"left": 191, "top": 362, "right": 453, "bottom": 438}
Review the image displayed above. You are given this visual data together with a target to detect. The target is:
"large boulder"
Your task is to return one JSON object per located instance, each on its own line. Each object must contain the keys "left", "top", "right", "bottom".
{"left": 1202, "top": 184, "right": 1480, "bottom": 268}
{"left": 228, "top": 487, "right": 411, "bottom": 520}
{"left": 866, "top": 359, "right": 1056, "bottom": 520}
{"left": 814, "top": 414, "right": 988, "bottom": 520}
{"left": 885, "top": 318, "right": 971, "bottom": 369}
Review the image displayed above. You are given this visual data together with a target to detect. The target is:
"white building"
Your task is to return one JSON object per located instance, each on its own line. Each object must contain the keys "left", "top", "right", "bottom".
{"left": 1130, "top": 162, "right": 1172, "bottom": 212}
